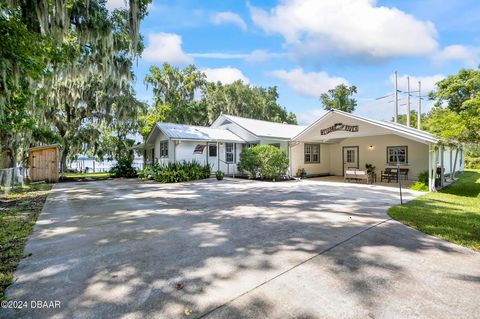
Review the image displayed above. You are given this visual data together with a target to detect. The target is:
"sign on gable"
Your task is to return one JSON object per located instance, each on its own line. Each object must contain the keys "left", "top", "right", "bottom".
{"left": 321, "top": 123, "right": 359, "bottom": 135}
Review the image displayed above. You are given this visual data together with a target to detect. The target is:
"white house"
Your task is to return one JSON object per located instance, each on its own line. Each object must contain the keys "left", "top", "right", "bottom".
{"left": 141, "top": 110, "right": 464, "bottom": 191}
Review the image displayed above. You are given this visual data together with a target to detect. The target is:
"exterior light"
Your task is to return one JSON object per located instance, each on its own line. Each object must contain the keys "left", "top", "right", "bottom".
{"left": 369, "top": 145, "right": 373, "bottom": 150}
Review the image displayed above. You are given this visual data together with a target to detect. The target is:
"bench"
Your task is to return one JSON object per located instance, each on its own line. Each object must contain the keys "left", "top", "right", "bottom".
{"left": 344, "top": 169, "right": 371, "bottom": 183}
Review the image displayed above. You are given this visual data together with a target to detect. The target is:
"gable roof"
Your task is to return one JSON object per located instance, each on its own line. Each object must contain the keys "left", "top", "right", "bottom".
{"left": 294, "top": 109, "right": 438, "bottom": 144}
{"left": 215, "top": 114, "right": 306, "bottom": 140}
{"left": 153, "top": 123, "right": 245, "bottom": 142}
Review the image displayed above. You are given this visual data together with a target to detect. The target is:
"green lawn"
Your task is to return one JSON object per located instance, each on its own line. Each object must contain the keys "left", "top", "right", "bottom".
{"left": 389, "top": 169, "right": 480, "bottom": 251}
{"left": 0, "top": 183, "right": 53, "bottom": 300}
{"left": 63, "top": 172, "right": 110, "bottom": 179}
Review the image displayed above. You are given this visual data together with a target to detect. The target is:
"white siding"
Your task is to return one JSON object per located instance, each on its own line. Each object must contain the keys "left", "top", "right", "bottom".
{"left": 215, "top": 121, "right": 257, "bottom": 142}
{"left": 290, "top": 143, "right": 331, "bottom": 176}
{"left": 153, "top": 132, "right": 171, "bottom": 166}
{"left": 327, "top": 134, "right": 429, "bottom": 179}
{"left": 174, "top": 141, "right": 209, "bottom": 166}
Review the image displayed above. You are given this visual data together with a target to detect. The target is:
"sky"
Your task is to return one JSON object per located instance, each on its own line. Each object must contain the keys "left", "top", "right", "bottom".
{"left": 108, "top": 0, "right": 480, "bottom": 125}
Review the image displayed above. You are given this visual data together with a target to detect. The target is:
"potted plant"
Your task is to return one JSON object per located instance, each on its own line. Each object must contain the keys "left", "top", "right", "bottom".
{"left": 296, "top": 168, "right": 307, "bottom": 179}
{"left": 365, "top": 163, "right": 376, "bottom": 182}
{"left": 365, "top": 163, "right": 376, "bottom": 174}
{"left": 215, "top": 170, "right": 224, "bottom": 180}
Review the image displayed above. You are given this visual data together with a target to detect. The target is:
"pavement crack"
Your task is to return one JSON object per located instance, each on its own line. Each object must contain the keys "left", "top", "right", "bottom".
{"left": 197, "top": 218, "right": 392, "bottom": 319}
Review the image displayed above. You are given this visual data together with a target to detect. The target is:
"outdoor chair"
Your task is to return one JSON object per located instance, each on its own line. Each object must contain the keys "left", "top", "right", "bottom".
{"left": 381, "top": 168, "right": 397, "bottom": 182}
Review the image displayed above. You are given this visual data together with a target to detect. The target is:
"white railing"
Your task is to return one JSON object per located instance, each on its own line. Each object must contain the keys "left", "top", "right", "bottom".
{"left": 218, "top": 159, "right": 236, "bottom": 178}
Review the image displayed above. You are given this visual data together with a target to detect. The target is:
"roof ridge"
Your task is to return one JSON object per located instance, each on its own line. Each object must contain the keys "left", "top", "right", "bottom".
{"left": 223, "top": 114, "right": 304, "bottom": 127}
{"left": 157, "top": 122, "right": 215, "bottom": 130}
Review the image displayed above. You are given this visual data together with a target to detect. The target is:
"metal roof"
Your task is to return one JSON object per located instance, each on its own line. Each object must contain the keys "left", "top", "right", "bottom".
{"left": 219, "top": 114, "right": 307, "bottom": 139}
{"left": 156, "top": 123, "right": 245, "bottom": 142}
{"left": 294, "top": 109, "right": 438, "bottom": 144}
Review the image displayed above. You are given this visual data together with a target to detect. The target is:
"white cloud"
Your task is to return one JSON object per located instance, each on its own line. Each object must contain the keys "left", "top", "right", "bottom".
{"left": 212, "top": 11, "right": 247, "bottom": 31}
{"left": 142, "top": 33, "right": 193, "bottom": 64}
{"left": 106, "top": 0, "right": 127, "bottom": 11}
{"left": 390, "top": 73, "right": 445, "bottom": 95}
{"left": 189, "top": 50, "right": 283, "bottom": 62}
{"left": 245, "top": 50, "right": 284, "bottom": 63}
{"left": 296, "top": 109, "right": 328, "bottom": 125}
{"left": 189, "top": 52, "right": 248, "bottom": 59}
{"left": 250, "top": 0, "right": 438, "bottom": 59}
{"left": 434, "top": 45, "right": 480, "bottom": 68}
{"left": 202, "top": 67, "right": 250, "bottom": 84}
{"left": 270, "top": 68, "right": 348, "bottom": 97}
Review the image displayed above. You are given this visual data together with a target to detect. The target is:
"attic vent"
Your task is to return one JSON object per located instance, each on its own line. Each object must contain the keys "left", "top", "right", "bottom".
{"left": 221, "top": 120, "right": 232, "bottom": 126}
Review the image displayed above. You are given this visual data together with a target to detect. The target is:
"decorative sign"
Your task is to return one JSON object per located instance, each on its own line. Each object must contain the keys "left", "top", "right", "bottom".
{"left": 321, "top": 123, "right": 359, "bottom": 135}
{"left": 193, "top": 144, "right": 206, "bottom": 154}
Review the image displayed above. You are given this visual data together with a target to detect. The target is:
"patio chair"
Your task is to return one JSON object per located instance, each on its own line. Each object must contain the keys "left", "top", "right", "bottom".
{"left": 381, "top": 168, "right": 398, "bottom": 182}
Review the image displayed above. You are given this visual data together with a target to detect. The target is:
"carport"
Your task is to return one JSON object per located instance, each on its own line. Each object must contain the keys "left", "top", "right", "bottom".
{"left": 289, "top": 109, "right": 463, "bottom": 191}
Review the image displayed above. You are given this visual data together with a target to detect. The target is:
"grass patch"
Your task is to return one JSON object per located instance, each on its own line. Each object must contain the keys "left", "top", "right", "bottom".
{"left": 389, "top": 169, "right": 480, "bottom": 251}
{"left": 63, "top": 172, "right": 110, "bottom": 179}
{"left": 0, "top": 183, "right": 52, "bottom": 300}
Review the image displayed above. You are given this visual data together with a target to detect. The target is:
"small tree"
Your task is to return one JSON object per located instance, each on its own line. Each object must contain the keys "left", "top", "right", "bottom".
{"left": 320, "top": 84, "right": 357, "bottom": 113}
{"left": 239, "top": 145, "right": 289, "bottom": 180}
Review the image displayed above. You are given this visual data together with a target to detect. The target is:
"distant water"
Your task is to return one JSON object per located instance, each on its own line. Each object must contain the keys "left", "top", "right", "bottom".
{"left": 68, "top": 157, "right": 144, "bottom": 173}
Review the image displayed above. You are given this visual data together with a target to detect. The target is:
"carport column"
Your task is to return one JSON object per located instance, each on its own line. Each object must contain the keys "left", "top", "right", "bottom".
{"left": 217, "top": 141, "right": 220, "bottom": 171}
{"left": 428, "top": 145, "right": 433, "bottom": 192}
{"left": 288, "top": 142, "right": 292, "bottom": 176}
{"left": 429, "top": 144, "right": 436, "bottom": 192}
{"left": 440, "top": 145, "right": 445, "bottom": 188}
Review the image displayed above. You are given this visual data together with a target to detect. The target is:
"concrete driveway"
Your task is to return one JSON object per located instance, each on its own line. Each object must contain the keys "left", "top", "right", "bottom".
{"left": 4, "top": 178, "right": 480, "bottom": 319}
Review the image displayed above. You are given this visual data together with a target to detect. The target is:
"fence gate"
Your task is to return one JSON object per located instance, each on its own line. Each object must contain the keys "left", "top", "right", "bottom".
{"left": 29, "top": 145, "right": 59, "bottom": 182}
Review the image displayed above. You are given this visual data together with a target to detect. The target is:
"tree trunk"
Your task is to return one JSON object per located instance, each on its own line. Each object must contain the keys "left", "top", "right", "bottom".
{"left": 60, "top": 143, "right": 69, "bottom": 176}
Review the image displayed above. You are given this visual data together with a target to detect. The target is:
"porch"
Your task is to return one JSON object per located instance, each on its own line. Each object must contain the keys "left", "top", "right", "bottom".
{"left": 307, "top": 175, "right": 415, "bottom": 189}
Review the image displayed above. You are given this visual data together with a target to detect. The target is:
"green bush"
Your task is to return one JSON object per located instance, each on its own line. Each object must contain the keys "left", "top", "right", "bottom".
{"left": 238, "top": 145, "right": 289, "bottom": 180}
{"left": 138, "top": 161, "right": 211, "bottom": 183}
{"left": 109, "top": 158, "right": 137, "bottom": 178}
{"left": 410, "top": 170, "right": 429, "bottom": 191}
{"left": 465, "top": 156, "right": 480, "bottom": 169}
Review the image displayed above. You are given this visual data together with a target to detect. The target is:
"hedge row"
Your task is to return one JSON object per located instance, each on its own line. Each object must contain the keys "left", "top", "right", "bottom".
{"left": 138, "top": 161, "right": 211, "bottom": 183}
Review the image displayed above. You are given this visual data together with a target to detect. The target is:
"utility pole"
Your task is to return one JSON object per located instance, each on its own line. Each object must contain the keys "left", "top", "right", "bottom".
{"left": 417, "top": 81, "right": 422, "bottom": 129}
{"left": 394, "top": 71, "right": 398, "bottom": 123}
{"left": 406, "top": 76, "right": 411, "bottom": 127}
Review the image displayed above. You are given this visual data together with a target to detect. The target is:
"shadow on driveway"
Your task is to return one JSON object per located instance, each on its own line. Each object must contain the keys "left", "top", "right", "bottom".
{"left": 4, "top": 178, "right": 479, "bottom": 319}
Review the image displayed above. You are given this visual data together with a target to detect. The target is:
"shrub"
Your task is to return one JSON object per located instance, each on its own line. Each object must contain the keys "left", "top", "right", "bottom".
{"left": 465, "top": 156, "right": 480, "bottom": 169}
{"left": 238, "top": 145, "right": 289, "bottom": 180}
{"left": 109, "top": 158, "right": 137, "bottom": 178}
{"left": 410, "top": 170, "right": 428, "bottom": 191}
{"left": 138, "top": 161, "right": 211, "bottom": 183}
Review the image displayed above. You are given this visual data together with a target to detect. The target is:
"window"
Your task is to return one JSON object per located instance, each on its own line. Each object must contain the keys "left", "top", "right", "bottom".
{"left": 208, "top": 144, "right": 217, "bottom": 157}
{"left": 387, "top": 146, "right": 408, "bottom": 165}
{"left": 269, "top": 143, "right": 281, "bottom": 148}
{"left": 160, "top": 141, "right": 168, "bottom": 157}
{"left": 226, "top": 143, "right": 235, "bottom": 163}
{"left": 304, "top": 144, "right": 320, "bottom": 163}
{"left": 346, "top": 150, "right": 354, "bottom": 163}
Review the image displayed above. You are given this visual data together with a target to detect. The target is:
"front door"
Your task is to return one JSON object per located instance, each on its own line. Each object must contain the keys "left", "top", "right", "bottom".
{"left": 208, "top": 143, "right": 218, "bottom": 171}
{"left": 343, "top": 146, "right": 359, "bottom": 174}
